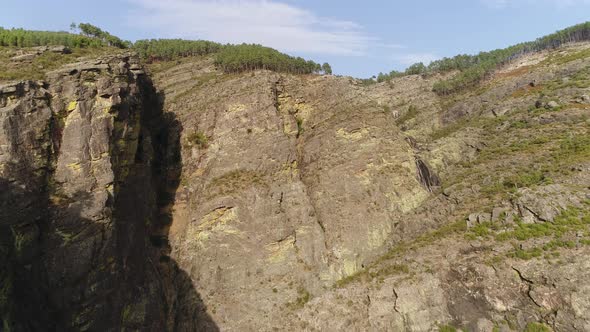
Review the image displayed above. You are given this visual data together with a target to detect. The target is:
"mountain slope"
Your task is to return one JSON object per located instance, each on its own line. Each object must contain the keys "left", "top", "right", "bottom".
{"left": 143, "top": 42, "right": 590, "bottom": 331}
{"left": 1, "top": 29, "right": 590, "bottom": 332}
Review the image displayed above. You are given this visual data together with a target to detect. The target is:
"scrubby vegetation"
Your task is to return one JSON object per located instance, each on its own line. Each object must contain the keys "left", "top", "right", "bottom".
{"left": 438, "top": 325, "right": 462, "bottom": 332}
{"left": 1, "top": 24, "right": 331, "bottom": 76}
{"left": 464, "top": 204, "right": 590, "bottom": 261}
{"left": 0, "top": 24, "right": 133, "bottom": 80}
{"left": 432, "top": 22, "right": 590, "bottom": 94}
{"left": 395, "top": 104, "right": 419, "bottom": 125}
{"left": 369, "top": 22, "right": 590, "bottom": 94}
{"left": 523, "top": 322, "right": 552, "bottom": 332}
{"left": 185, "top": 131, "right": 209, "bottom": 149}
{"left": 287, "top": 286, "right": 311, "bottom": 309}
{"left": 0, "top": 46, "right": 115, "bottom": 80}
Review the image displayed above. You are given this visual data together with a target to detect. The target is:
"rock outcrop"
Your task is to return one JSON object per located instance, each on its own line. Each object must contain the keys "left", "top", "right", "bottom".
{"left": 0, "top": 54, "right": 215, "bottom": 331}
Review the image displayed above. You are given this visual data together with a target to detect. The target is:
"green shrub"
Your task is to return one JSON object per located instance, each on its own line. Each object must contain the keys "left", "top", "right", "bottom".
{"left": 296, "top": 117, "right": 304, "bottom": 137}
{"left": 560, "top": 134, "right": 590, "bottom": 156}
{"left": 501, "top": 170, "right": 551, "bottom": 190}
{"left": 395, "top": 104, "right": 418, "bottom": 125}
{"left": 524, "top": 322, "right": 552, "bottom": 332}
{"left": 509, "top": 120, "right": 530, "bottom": 129}
{"left": 288, "top": 287, "right": 311, "bottom": 309}
{"left": 439, "top": 324, "right": 459, "bottom": 332}
{"left": 429, "top": 119, "right": 470, "bottom": 140}
{"left": 465, "top": 222, "right": 492, "bottom": 240}
{"left": 186, "top": 131, "right": 208, "bottom": 148}
{"left": 497, "top": 206, "right": 589, "bottom": 242}
{"left": 510, "top": 247, "right": 543, "bottom": 260}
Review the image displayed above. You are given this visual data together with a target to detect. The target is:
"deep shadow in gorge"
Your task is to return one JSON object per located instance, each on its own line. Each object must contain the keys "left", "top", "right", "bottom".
{"left": 140, "top": 76, "right": 220, "bottom": 332}
{"left": 0, "top": 74, "right": 219, "bottom": 331}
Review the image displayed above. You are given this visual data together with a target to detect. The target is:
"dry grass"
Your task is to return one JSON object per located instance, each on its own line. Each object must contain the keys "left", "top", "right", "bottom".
{"left": 496, "top": 65, "right": 534, "bottom": 79}
{"left": 510, "top": 84, "right": 544, "bottom": 98}
{"left": 0, "top": 46, "right": 117, "bottom": 81}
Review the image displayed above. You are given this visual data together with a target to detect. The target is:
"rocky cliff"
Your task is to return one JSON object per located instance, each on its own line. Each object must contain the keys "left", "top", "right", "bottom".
{"left": 1, "top": 42, "right": 590, "bottom": 332}
{"left": 0, "top": 53, "right": 216, "bottom": 331}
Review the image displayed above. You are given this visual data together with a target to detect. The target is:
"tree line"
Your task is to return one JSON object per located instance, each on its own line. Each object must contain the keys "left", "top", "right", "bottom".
{"left": 213, "top": 43, "right": 331, "bottom": 75}
{"left": 0, "top": 23, "right": 130, "bottom": 49}
{"left": 133, "top": 39, "right": 223, "bottom": 61}
{"left": 76, "top": 23, "right": 130, "bottom": 48}
{"left": 372, "top": 62, "right": 428, "bottom": 83}
{"left": 133, "top": 39, "right": 331, "bottom": 75}
{"left": 0, "top": 27, "right": 104, "bottom": 48}
{"left": 0, "top": 23, "right": 333, "bottom": 76}
{"left": 370, "top": 21, "right": 590, "bottom": 95}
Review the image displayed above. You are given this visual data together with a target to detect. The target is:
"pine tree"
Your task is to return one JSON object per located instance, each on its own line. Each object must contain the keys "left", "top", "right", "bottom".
{"left": 322, "top": 63, "right": 332, "bottom": 75}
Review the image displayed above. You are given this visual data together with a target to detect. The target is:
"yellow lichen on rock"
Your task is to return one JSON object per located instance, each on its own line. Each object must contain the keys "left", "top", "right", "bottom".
{"left": 95, "top": 96, "right": 113, "bottom": 115}
{"left": 278, "top": 93, "right": 315, "bottom": 118}
{"left": 279, "top": 160, "right": 299, "bottom": 180}
{"left": 367, "top": 222, "right": 393, "bottom": 250}
{"left": 336, "top": 127, "right": 369, "bottom": 141}
{"left": 342, "top": 259, "right": 360, "bottom": 278}
{"left": 277, "top": 93, "right": 315, "bottom": 137}
{"left": 192, "top": 168, "right": 206, "bottom": 177}
{"left": 385, "top": 186, "right": 430, "bottom": 214}
{"left": 321, "top": 247, "right": 363, "bottom": 281}
{"left": 282, "top": 120, "right": 297, "bottom": 136}
{"left": 265, "top": 235, "right": 295, "bottom": 264}
{"left": 64, "top": 107, "right": 81, "bottom": 127}
{"left": 105, "top": 184, "right": 114, "bottom": 196}
{"left": 187, "top": 207, "right": 242, "bottom": 248}
{"left": 66, "top": 162, "right": 82, "bottom": 172}
{"left": 67, "top": 100, "right": 78, "bottom": 112}
{"left": 198, "top": 207, "right": 239, "bottom": 231}
{"left": 228, "top": 104, "right": 247, "bottom": 112}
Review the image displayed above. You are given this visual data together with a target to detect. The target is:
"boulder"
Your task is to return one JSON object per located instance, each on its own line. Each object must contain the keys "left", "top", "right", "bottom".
{"left": 515, "top": 184, "right": 586, "bottom": 223}
{"left": 478, "top": 213, "right": 491, "bottom": 223}
{"left": 467, "top": 213, "right": 479, "bottom": 228}
{"left": 48, "top": 45, "right": 71, "bottom": 54}
{"left": 491, "top": 207, "right": 507, "bottom": 222}
{"left": 10, "top": 53, "right": 37, "bottom": 62}
{"left": 546, "top": 100, "right": 559, "bottom": 109}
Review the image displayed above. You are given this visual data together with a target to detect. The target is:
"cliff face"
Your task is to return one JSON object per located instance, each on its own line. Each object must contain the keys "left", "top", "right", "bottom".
{"left": 149, "top": 60, "right": 441, "bottom": 330}
{"left": 1, "top": 42, "right": 590, "bottom": 332}
{"left": 0, "top": 54, "right": 207, "bottom": 331}
{"left": 150, "top": 44, "right": 590, "bottom": 331}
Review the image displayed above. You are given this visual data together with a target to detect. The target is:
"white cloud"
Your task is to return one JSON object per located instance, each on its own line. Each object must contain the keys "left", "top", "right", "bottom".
{"left": 127, "top": 0, "right": 376, "bottom": 56}
{"left": 393, "top": 53, "right": 439, "bottom": 66}
{"left": 482, "top": 0, "right": 590, "bottom": 8}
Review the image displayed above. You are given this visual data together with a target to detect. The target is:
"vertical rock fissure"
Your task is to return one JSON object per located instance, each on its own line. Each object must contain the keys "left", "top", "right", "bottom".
{"left": 415, "top": 158, "right": 440, "bottom": 192}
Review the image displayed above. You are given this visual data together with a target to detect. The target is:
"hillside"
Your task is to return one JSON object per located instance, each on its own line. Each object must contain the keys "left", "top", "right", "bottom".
{"left": 1, "top": 25, "right": 590, "bottom": 332}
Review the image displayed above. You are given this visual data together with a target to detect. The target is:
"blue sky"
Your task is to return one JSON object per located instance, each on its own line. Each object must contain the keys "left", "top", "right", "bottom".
{"left": 2, "top": 0, "right": 590, "bottom": 77}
